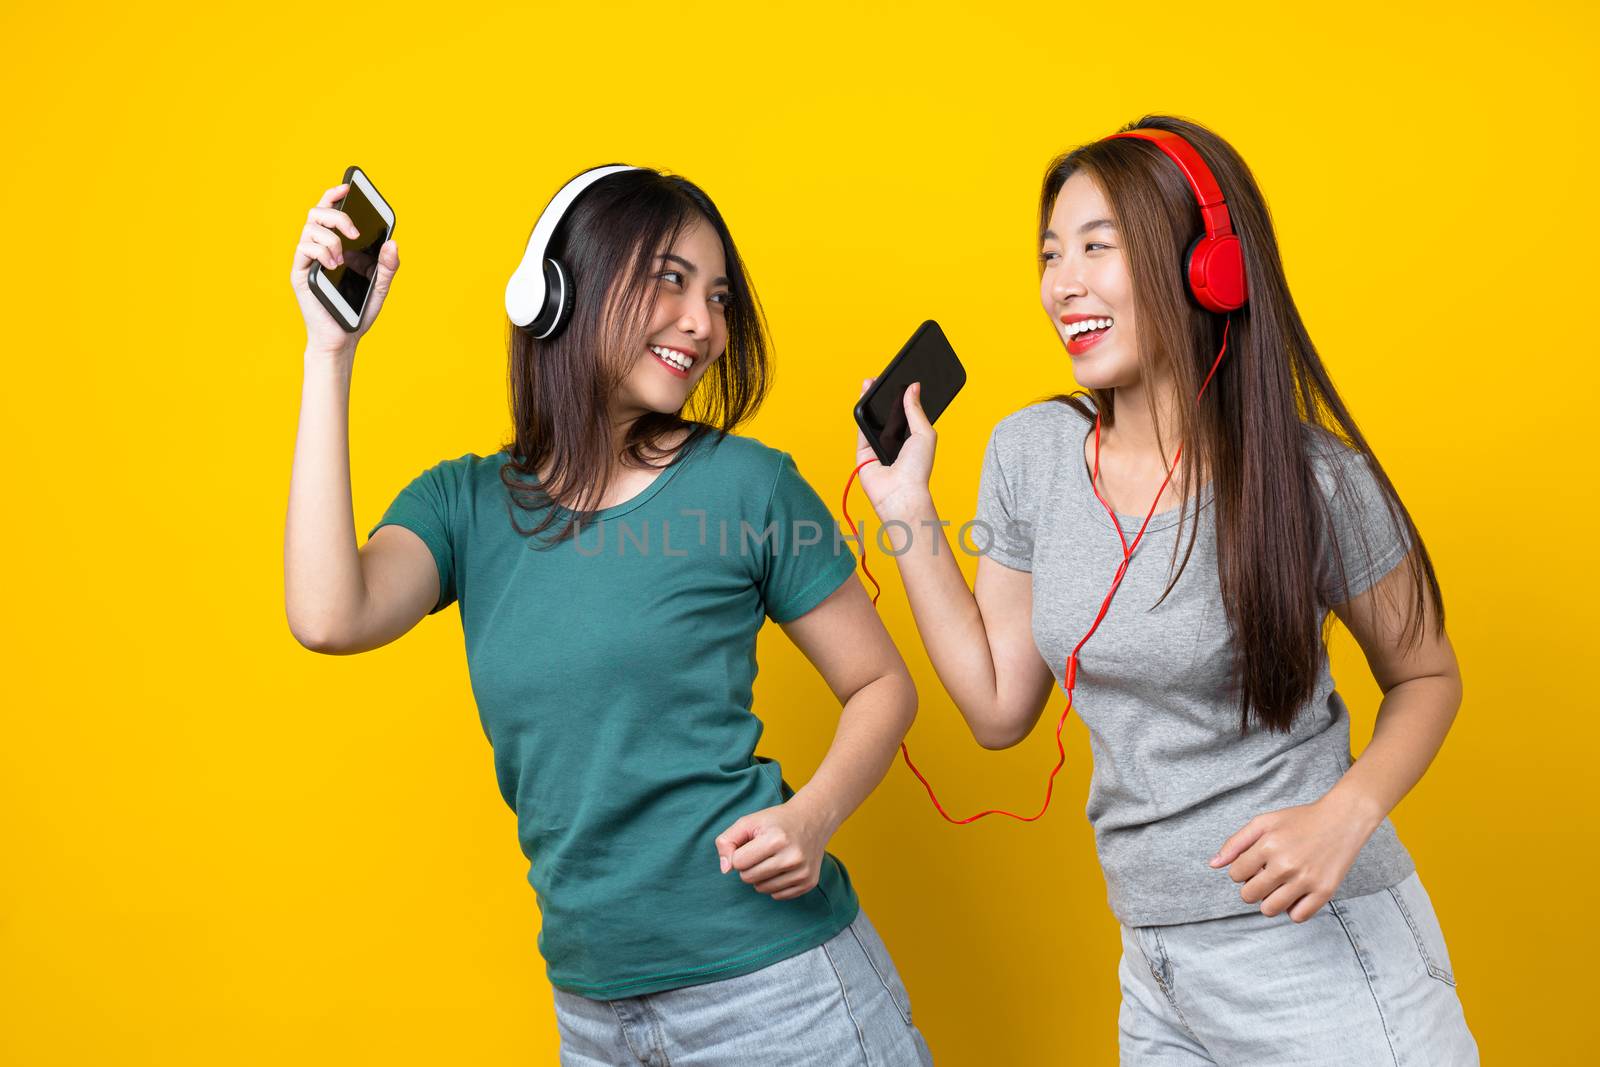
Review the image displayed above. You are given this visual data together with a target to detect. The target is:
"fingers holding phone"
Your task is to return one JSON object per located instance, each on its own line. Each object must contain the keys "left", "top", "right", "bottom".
{"left": 900, "top": 379, "right": 936, "bottom": 436}
{"left": 291, "top": 168, "right": 399, "bottom": 355}
{"left": 852, "top": 321, "right": 964, "bottom": 520}
{"left": 856, "top": 377, "right": 938, "bottom": 521}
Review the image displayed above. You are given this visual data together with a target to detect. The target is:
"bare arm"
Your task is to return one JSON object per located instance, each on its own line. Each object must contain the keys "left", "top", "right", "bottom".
{"left": 855, "top": 381, "right": 1056, "bottom": 749}
{"left": 779, "top": 577, "right": 918, "bottom": 831}
{"left": 1211, "top": 550, "right": 1463, "bottom": 922}
{"left": 281, "top": 181, "right": 423, "bottom": 653}
{"left": 714, "top": 576, "right": 917, "bottom": 900}
{"left": 1322, "top": 550, "right": 1462, "bottom": 825}
{"left": 282, "top": 349, "right": 437, "bottom": 653}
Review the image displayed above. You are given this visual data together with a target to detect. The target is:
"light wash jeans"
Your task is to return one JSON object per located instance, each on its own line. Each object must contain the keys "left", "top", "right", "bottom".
{"left": 1119, "top": 871, "right": 1477, "bottom": 1065}
{"left": 552, "top": 909, "right": 934, "bottom": 1066}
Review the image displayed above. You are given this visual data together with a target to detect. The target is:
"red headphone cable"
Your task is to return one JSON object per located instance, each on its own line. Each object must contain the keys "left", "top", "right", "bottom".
{"left": 842, "top": 320, "right": 1231, "bottom": 824}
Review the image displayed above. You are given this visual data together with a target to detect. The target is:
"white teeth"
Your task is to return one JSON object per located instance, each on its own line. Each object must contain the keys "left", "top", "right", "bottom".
{"left": 1063, "top": 317, "right": 1114, "bottom": 337}
{"left": 650, "top": 345, "right": 693, "bottom": 371}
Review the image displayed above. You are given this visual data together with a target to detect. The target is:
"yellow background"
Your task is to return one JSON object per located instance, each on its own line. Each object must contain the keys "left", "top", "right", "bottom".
{"left": 4, "top": 1, "right": 1595, "bottom": 1063}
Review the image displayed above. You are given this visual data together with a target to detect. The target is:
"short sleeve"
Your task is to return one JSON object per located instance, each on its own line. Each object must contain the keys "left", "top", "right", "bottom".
{"left": 974, "top": 422, "right": 1034, "bottom": 571}
{"left": 758, "top": 453, "right": 860, "bottom": 624}
{"left": 367, "top": 457, "right": 463, "bottom": 615}
{"left": 1312, "top": 445, "right": 1414, "bottom": 607}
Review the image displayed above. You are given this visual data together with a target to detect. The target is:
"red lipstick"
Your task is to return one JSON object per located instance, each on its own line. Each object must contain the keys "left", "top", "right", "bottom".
{"left": 1059, "top": 314, "right": 1114, "bottom": 358}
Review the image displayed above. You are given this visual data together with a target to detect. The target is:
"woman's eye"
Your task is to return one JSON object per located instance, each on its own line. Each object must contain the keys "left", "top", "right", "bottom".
{"left": 1038, "top": 251, "right": 1059, "bottom": 264}
{"left": 658, "top": 270, "right": 684, "bottom": 285}
{"left": 710, "top": 292, "right": 732, "bottom": 307}
{"left": 1086, "top": 243, "right": 1110, "bottom": 252}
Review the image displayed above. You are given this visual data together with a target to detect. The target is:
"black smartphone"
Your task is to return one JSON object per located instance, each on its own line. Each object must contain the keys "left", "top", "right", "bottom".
{"left": 854, "top": 320, "right": 967, "bottom": 466}
{"left": 308, "top": 165, "right": 396, "bottom": 332}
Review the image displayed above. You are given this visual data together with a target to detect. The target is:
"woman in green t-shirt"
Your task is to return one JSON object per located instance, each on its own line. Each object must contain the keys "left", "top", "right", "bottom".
{"left": 284, "top": 165, "right": 934, "bottom": 1066}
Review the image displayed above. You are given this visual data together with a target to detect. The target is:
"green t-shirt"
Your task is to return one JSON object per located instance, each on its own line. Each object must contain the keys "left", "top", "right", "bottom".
{"left": 367, "top": 428, "right": 862, "bottom": 999}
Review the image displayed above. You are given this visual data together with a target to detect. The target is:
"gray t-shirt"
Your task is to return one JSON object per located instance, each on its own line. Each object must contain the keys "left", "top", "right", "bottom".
{"left": 975, "top": 397, "right": 1416, "bottom": 926}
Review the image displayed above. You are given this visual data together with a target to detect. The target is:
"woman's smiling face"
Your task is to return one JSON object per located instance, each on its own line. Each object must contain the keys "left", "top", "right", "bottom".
{"left": 1040, "top": 170, "right": 1141, "bottom": 391}
{"left": 612, "top": 216, "right": 730, "bottom": 420}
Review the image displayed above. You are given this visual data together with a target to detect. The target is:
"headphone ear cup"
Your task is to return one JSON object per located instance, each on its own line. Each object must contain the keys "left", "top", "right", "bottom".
{"left": 530, "top": 259, "right": 574, "bottom": 340}
{"left": 1184, "top": 234, "right": 1248, "bottom": 314}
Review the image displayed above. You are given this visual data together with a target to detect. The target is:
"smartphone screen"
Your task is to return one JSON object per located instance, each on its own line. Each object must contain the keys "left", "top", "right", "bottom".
{"left": 856, "top": 320, "right": 966, "bottom": 465}
{"left": 324, "top": 178, "right": 390, "bottom": 315}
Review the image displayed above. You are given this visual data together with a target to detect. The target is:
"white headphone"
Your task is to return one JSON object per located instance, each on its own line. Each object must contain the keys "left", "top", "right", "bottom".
{"left": 505, "top": 164, "right": 644, "bottom": 339}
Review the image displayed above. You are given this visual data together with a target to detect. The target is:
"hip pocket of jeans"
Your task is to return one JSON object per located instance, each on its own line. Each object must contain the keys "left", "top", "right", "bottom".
{"left": 847, "top": 911, "right": 915, "bottom": 1027}
{"left": 1387, "top": 874, "right": 1457, "bottom": 987}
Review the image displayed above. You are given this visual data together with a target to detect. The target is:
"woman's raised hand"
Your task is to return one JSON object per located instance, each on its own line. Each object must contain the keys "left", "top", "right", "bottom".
{"left": 289, "top": 181, "right": 400, "bottom": 356}
{"left": 855, "top": 379, "right": 937, "bottom": 522}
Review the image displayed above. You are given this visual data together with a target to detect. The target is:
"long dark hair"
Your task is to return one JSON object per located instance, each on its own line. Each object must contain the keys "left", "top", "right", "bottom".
{"left": 1039, "top": 115, "right": 1445, "bottom": 733}
{"left": 498, "top": 167, "right": 772, "bottom": 544}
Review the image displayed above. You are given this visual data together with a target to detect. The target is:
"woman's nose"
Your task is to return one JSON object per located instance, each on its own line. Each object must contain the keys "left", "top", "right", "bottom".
{"left": 1052, "top": 268, "right": 1087, "bottom": 303}
{"left": 678, "top": 305, "right": 710, "bottom": 338}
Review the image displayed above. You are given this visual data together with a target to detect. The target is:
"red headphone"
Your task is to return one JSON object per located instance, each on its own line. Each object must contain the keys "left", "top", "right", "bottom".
{"left": 1105, "top": 128, "right": 1249, "bottom": 313}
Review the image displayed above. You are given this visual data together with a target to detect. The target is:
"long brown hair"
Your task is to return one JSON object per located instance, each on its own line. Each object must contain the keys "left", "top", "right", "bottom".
{"left": 1039, "top": 115, "right": 1444, "bottom": 733}
{"left": 497, "top": 167, "right": 772, "bottom": 545}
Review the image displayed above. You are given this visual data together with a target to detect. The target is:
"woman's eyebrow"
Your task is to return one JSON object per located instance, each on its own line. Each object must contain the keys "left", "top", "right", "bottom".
{"left": 1040, "top": 219, "right": 1118, "bottom": 242}
{"left": 658, "top": 253, "right": 730, "bottom": 287}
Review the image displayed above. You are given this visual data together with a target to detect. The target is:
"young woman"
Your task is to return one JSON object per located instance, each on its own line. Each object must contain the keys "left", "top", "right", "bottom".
{"left": 854, "top": 116, "right": 1477, "bottom": 1063}
{"left": 285, "top": 165, "right": 934, "bottom": 1066}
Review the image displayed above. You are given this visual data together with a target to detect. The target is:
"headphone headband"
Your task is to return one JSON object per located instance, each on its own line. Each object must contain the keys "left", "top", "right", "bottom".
{"left": 1105, "top": 129, "right": 1234, "bottom": 240}
{"left": 1102, "top": 128, "right": 1247, "bottom": 313}
{"left": 505, "top": 163, "right": 643, "bottom": 332}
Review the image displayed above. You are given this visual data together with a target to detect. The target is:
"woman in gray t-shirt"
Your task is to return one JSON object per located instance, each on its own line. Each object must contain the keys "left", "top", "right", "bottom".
{"left": 853, "top": 116, "right": 1477, "bottom": 1062}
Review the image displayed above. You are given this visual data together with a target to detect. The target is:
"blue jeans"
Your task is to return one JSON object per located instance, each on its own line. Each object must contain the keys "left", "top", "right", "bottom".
{"left": 1118, "top": 871, "right": 1477, "bottom": 1065}
{"left": 552, "top": 909, "right": 934, "bottom": 1066}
